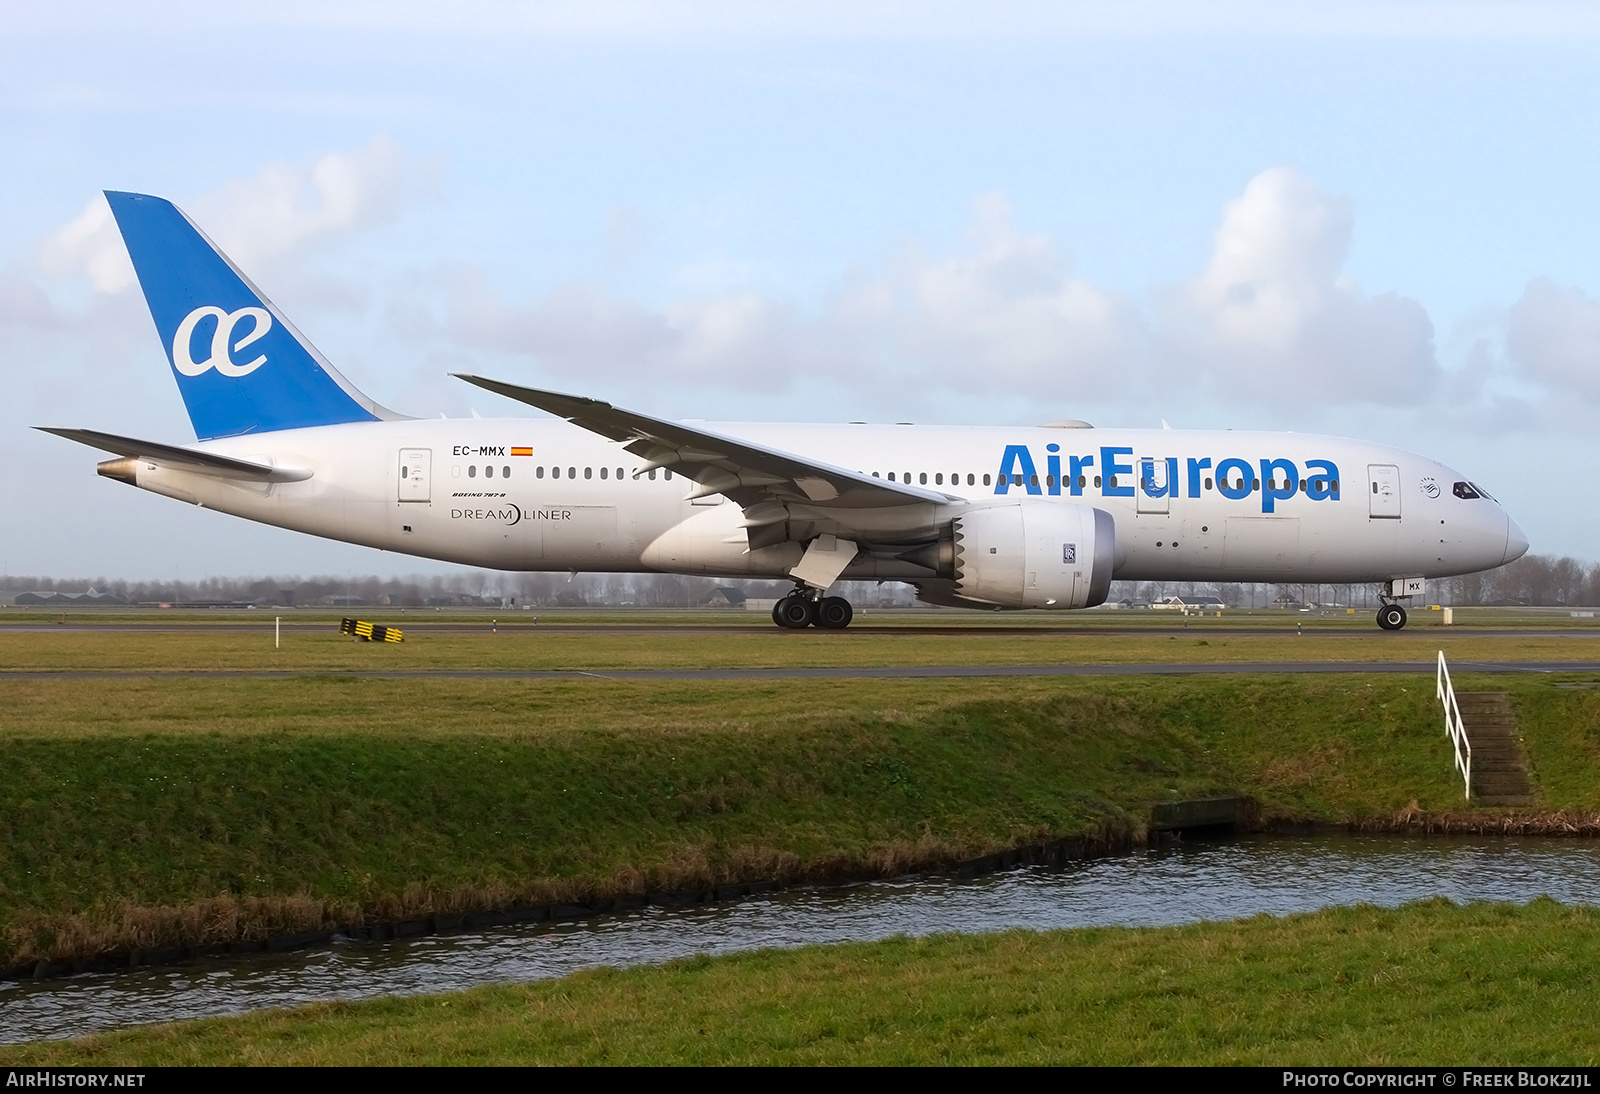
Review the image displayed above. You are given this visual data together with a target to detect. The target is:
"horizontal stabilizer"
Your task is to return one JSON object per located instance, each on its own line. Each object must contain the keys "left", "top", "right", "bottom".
{"left": 36, "top": 427, "right": 312, "bottom": 482}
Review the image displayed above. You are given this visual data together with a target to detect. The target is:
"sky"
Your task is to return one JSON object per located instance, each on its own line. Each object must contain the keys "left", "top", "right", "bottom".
{"left": 3, "top": 0, "right": 1600, "bottom": 581}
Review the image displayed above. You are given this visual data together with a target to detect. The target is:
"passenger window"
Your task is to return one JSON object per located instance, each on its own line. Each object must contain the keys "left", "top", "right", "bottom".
{"left": 504, "top": 466, "right": 511, "bottom": 478}
{"left": 1046, "top": 474, "right": 1055, "bottom": 488}
{"left": 1094, "top": 475, "right": 1102, "bottom": 488}
{"left": 967, "top": 474, "right": 975, "bottom": 486}
{"left": 935, "top": 473, "right": 943, "bottom": 485}
{"left": 585, "top": 467, "right": 593, "bottom": 479}
{"left": 664, "top": 469, "right": 672, "bottom": 481}
{"left": 484, "top": 465, "right": 494, "bottom": 478}
{"left": 569, "top": 467, "right": 576, "bottom": 479}
{"left": 1252, "top": 478, "right": 1259, "bottom": 490}
{"left": 537, "top": 466, "right": 544, "bottom": 479}
{"left": 1013, "top": 474, "right": 1023, "bottom": 486}
{"left": 649, "top": 469, "right": 657, "bottom": 480}
{"left": 920, "top": 472, "right": 928, "bottom": 484}
{"left": 600, "top": 467, "right": 608, "bottom": 480}
{"left": 452, "top": 465, "right": 460, "bottom": 478}
{"left": 1205, "top": 477, "right": 1212, "bottom": 490}
{"left": 1030, "top": 475, "right": 1039, "bottom": 488}
{"left": 888, "top": 472, "right": 896, "bottom": 482}
{"left": 1078, "top": 475, "right": 1086, "bottom": 489}
{"left": 617, "top": 467, "right": 624, "bottom": 480}
{"left": 468, "top": 465, "right": 477, "bottom": 478}
{"left": 400, "top": 466, "right": 408, "bottom": 479}
{"left": 983, "top": 474, "right": 991, "bottom": 486}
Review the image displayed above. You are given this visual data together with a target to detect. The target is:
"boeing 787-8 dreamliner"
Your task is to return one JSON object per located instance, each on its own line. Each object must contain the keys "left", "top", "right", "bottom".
{"left": 41, "top": 192, "right": 1528, "bottom": 630}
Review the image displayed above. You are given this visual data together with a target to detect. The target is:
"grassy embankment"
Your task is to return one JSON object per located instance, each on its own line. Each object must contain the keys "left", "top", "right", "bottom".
{"left": 5, "top": 621, "right": 1600, "bottom": 971}
{"left": 10, "top": 899, "right": 1600, "bottom": 1065}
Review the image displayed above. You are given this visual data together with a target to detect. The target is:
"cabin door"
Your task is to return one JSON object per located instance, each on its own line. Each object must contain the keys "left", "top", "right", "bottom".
{"left": 1137, "top": 456, "right": 1174, "bottom": 515}
{"left": 398, "top": 449, "right": 431, "bottom": 503}
{"left": 1368, "top": 464, "right": 1401, "bottom": 519}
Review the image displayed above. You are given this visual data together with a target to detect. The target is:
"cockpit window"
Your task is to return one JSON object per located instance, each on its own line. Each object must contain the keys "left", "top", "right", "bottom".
{"left": 1470, "top": 482, "right": 1496, "bottom": 502}
{"left": 1453, "top": 481, "right": 1481, "bottom": 500}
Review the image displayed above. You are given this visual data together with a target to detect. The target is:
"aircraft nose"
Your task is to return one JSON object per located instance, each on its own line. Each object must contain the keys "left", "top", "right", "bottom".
{"left": 1503, "top": 514, "right": 1530, "bottom": 564}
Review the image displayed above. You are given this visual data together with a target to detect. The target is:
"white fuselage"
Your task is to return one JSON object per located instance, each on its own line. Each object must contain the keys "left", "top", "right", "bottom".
{"left": 122, "top": 418, "right": 1524, "bottom": 589}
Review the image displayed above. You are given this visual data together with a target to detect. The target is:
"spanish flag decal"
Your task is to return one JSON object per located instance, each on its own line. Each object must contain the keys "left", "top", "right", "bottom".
{"left": 511, "top": 447, "right": 533, "bottom": 457}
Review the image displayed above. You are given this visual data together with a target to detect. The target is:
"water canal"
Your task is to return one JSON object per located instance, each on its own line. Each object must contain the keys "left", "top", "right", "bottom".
{"left": 7, "top": 833, "right": 1600, "bottom": 1045}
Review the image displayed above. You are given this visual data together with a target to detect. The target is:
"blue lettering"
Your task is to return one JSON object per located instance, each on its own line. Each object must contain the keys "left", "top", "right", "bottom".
{"left": 1260, "top": 458, "right": 1298, "bottom": 513}
{"left": 1068, "top": 454, "right": 1093, "bottom": 496}
{"left": 1216, "top": 457, "right": 1253, "bottom": 501}
{"left": 1046, "top": 444, "right": 1062, "bottom": 496}
{"left": 1304, "top": 459, "right": 1341, "bottom": 501}
{"left": 995, "top": 445, "right": 1041, "bottom": 495}
{"left": 1101, "top": 446, "right": 1134, "bottom": 498}
{"left": 1187, "top": 457, "right": 1212, "bottom": 499}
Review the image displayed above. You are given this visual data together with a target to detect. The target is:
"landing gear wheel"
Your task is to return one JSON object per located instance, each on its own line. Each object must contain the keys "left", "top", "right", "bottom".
{"left": 1376, "top": 603, "right": 1408, "bottom": 631}
{"left": 774, "top": 595, "right": 816, "bottom": 629}
{"left": 815, "top": 596, "right": 854, "bottom": 630}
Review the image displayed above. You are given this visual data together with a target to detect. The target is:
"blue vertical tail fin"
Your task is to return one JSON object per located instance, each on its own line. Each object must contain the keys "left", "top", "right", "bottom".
{"left": 105, "top": 191, "right": 403, "bottom": 439}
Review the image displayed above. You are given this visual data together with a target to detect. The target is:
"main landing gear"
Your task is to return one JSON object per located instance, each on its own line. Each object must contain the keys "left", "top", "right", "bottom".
{"left": 1376, "top": 602, "right": 1408, "bottom": 631}
{"left": 772, "top": 590, "right": 853, "bottom": 630}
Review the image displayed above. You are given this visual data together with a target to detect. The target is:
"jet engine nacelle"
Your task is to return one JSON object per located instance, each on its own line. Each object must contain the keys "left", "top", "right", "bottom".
{"left": 953, "top": 501, "right": 1115, "bottom": 609}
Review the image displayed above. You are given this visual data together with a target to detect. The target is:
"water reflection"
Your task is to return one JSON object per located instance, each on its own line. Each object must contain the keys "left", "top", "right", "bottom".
{"left": 7, "top": 834, "right": 1600, "bottom": 1045}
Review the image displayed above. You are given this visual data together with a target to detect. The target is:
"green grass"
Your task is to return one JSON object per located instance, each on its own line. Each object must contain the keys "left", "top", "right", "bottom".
{"left": 4, "top": 664, "right": 1600, "bottom": 970}
{"left": 9, "top": 899, "right": 1600, "bottom": 1065}
{"left": 3, "top": 623, "right": 1599, "bottom": 672}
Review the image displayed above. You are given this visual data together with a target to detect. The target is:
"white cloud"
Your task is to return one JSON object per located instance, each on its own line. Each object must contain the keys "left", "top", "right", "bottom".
{"left": 866, "top": 192, "right": 1146, "bottom": 398}
{"left": 34, "top": 136, "right": 436, "bottom": 294}
{"left": 433, "top": 264, "right": 815, "bottom": 391}
{"left": 38, "top": 197, "right": 137, "bottom": 294}
{"left": 1161, "top": 166, "right": 1439, "bottom": 405}
{"left": 192, "top": 136, "right": 436, "bottom": 269}
{"left": 1505, "top": 277, "right": 1600, "bottom": 403}
{"left": 434, "top": 173, "right": 1443, "bottom": 413}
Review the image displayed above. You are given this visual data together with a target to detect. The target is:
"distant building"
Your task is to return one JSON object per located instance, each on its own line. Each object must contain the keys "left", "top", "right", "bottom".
{"left": 1155, "top": 595, "right": 1225, "bottom": 610}
{"left": 706, "top": 586, "right": 748, "bottom": 608}
{"left": 11, "top": 589, "right": 128, "bottom": 606}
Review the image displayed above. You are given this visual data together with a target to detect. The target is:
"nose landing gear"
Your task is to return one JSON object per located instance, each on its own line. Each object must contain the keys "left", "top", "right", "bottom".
{"left": 1376, "top": 602, "right": 1408, "bottom": 631}
{"left": 772, "top": 590, "right": 854, "bottom": 629}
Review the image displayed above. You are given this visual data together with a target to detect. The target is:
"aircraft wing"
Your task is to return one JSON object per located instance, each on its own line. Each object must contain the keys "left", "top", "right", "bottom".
{"left": 453, "top": 374, "right": 952, "bottom": 510}
{"left": 36, "top": 427, "right": 312, "bottom": 482}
